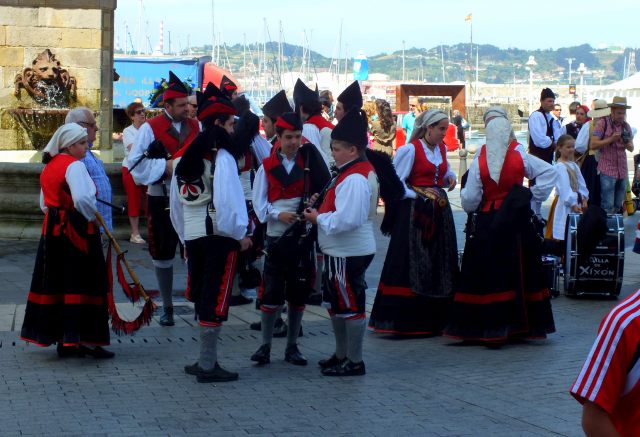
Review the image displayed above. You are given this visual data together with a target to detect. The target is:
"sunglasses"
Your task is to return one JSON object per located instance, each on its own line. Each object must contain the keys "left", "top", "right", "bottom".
{"left": 134, "top": 109, "right": 145, "bottom": 115}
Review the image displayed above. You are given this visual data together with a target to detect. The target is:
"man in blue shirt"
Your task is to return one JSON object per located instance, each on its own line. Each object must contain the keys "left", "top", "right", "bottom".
{"left": 66, "top": 107, "right": 112, "bottom": 233}
{"left": 402, "top": 97, "right": 420, "bottom": 141}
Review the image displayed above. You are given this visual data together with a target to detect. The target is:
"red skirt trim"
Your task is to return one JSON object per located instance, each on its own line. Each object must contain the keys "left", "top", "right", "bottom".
{"left": 27, "top": 291, "right": 106, "bottom": 306}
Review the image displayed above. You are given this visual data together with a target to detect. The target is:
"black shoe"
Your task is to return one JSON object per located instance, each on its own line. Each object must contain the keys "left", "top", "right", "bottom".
{"left": 284, "top": 344, "right": 308, "bottom": 366}
{"left": 321, "top": 360, "right": 366, "bottom": 376}
{"left": 56, "top": 343, "right": 79, "bottom": 358}
{"left": 159, "top": 307, "right": 175, "bottom": 326}
{"left": 306, "top": 292, "right": 322, "bottom": 306}
{"left": 251, "top": 344, "right": 271, "bottom": 364}
{"left": 78, "top": 345, "right": 115, "bottom": 359}
{"left": 318, "top": 354, "right": 347, "bottom": 369}
{"left": 229, "top": 295, "right": 254, "bottom": 306}
{"left": 196, "top": 362, "right": 239, "bottom": 383}
{"left": 184, "top": 362, "right": 201, "bottom": 376}
{"left": 273, "top": 318, "right": 287, "bottom": 338}
{"left": 250, "top": 321, "right": 261, "bottom": 331}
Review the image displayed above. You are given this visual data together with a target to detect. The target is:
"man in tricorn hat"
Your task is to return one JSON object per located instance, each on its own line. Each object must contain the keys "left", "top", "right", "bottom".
{"left": 293, "top": 78, "right": 333, "bottom": 166}
{"left": 333, "top": 81, "right": 363, "bottom": 122}
{"left": 304, "top": 108, "right": 378, "bottom": 376}
{"left": 528, "top": 87, "right": 561, "bottom": 214}
{"left": 251, "top": 112, "right": 330, "bottom": 367}
{"left": 129, "top": 70, "right": 201, "bottom": 326}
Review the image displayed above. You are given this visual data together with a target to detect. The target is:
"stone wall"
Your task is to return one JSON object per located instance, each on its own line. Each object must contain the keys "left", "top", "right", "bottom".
{"left": 0, "top": 0, "right": 116, "bottom": 154}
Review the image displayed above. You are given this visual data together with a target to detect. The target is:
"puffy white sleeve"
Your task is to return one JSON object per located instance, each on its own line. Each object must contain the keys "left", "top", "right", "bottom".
{"left": 528, "top": 111, "right": 552, "bottom": 149}
{"left": 251, "top": 135, "right": 272, "bottom": 164}
{"left": 214, "top": 149, "right": 249, "bottom": 241}
{"left": 576, "top": 162, "right": 589, "bottom": 200}
{"left": 66, "top": 161, "right": 97, "bottom": 221}
{"left": 129, "top": 122, "right": 166, "bottom": 185}
{"left": 393, "top": 144, "right": 417, "bottom": 199}
{"left": 39, "top": 190, "right": 47, "bottom": 214}
{"left": 316, "top": 174, "right": 371, "bottom": 235}
{"left": 169, "top": 162, "right": 185, "bottom": 245}
{"left": 443, "top": 153, "right": 457, "bottom": 183}
{"left": 252, "top": 165, "right": 280, "bottom": 223}
{"left": 460, "top": 153, "right": 483, "bottom": 212}
{"left": 555, "top": 164, "right": 578, "bottom": 208}
{"left": 575, "top": 122, "right": 591, "bottom": 154}
{"left": 518, "top": 146, "right": 557, "bottom": 203}
{"left": 302, "top": 124, "right": 330, "bottom": 167}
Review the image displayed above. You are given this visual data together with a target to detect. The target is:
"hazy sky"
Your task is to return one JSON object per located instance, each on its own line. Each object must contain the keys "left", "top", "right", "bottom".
{"left": 115, "top": 0, "right": 639, "bottom": 57}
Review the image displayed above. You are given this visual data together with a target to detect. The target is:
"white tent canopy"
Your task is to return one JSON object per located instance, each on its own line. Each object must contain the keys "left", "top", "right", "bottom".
{"left": 591, "top": 72, "right": 640, "bottom": 129}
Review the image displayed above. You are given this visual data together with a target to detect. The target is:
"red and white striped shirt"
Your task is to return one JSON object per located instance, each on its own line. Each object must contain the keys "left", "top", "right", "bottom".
{"left": 570, "top": 290, "right": 640, "bottom": 436}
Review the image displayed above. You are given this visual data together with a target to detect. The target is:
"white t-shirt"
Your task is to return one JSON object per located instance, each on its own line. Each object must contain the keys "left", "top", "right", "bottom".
{"left": 122, "top": 124, "right": 140, "bottom": 169}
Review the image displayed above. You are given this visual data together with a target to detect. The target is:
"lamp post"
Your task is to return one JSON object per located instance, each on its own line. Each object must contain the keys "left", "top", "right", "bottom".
{"left": 525, "top": 55, "right": 537, "bottom": 114}
{"left": 577, "top": 62, "right": 587, "bottom": 104}
{"left": 565, "top": 57, "right": 575, "bottom": 85}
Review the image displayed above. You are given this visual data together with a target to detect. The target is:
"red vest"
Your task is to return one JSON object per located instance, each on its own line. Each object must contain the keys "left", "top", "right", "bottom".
{"left": 478, "top": 140, "right": 524, "bottom": 212}
{"left": 407, "top": 139, "right": 448, "bottom": 188}
{"left": 305, "top": 115, "right": 334, "bottom": 132}
{"left": 41, "top": 154, "right": 96, "bottom": 250}
{"left": 262, "top": 152, "right": 305, "bottom": 202}
{"left": 318, "top": 160, "right": 375, "bottom": 214}
{"left": 147, "top": 114, "right": 200, "bottom": 156}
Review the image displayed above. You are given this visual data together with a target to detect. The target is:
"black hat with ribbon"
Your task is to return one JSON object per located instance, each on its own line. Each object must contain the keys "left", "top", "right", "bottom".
{"left": 196, "top": 82, "right": 237, "bottom": 121}
{"left": 337, "top": 81, "right": 363, "bottom": 111}
{"left": 293, "top": 78, "right": 319, "bottom": 112}
{"left": 331, "top": 108, "right": 368, "bottom": 149}
{"left": 163, "top": 70, "right": 189, "bottom": 101}
{"left": 220, "top": 75, "right": 238, "bottom": 99}
{"left": 262, "top": 90, "right": 293, "bottom": 120}
{"left": 275, "top": 112, "right": 303, "bottom": 132}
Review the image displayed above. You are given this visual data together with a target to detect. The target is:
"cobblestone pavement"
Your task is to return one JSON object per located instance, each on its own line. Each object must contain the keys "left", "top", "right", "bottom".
{"left": 1, "top": 197, "right": 639, "bottom": 436}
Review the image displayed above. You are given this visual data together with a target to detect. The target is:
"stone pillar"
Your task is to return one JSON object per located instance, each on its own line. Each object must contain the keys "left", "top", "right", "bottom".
{"left": 0, "top": 0, "right": 117, "bottom": 158}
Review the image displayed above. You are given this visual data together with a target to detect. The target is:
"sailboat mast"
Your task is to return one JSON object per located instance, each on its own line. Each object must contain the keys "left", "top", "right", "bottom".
{"left": 211, "top": 0, "right": 215, "bottom": 62}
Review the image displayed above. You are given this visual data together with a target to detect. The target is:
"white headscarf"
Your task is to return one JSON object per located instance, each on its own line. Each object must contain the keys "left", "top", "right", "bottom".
{"left": 485, "top": 117, "right": 513, "bottom": 184}
{"left": 414, "top": 109, "right": 448, "bottom": 130}
{"left": 43, "top": 123, "right": 87, "bottom": 157}
{"left": 483, "top": 106, "right": 509, "bottom": 125}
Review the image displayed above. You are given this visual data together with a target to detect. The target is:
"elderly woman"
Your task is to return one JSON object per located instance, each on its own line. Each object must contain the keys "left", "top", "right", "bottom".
{"left": 369, "top": 109, "right": 458, "bottom": 336}
{"left": 21, "top": 124, "right": 114, "bottom": 359}
{"left": 444, "top": 108, "right": 557, "bottom": 346}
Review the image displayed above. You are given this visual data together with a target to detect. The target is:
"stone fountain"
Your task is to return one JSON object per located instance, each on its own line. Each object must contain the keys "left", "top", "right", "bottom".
{"left": 6, "top": 49, "right": 76, "bottom": 150}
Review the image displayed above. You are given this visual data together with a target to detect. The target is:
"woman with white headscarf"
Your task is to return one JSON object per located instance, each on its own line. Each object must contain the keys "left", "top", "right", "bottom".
{"left": 444, "top": 110, "right": 557, "bottom": 346}
{"left": 369, "top": 109, "right": 459, "bottom": 336}
{"left": 21, "top": 123, "right": 114, "bottom": 359}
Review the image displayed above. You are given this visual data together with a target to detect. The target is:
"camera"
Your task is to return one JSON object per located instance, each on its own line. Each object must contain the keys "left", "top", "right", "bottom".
{"left": 621, "top": 129, "right": 631, "bottom": 144}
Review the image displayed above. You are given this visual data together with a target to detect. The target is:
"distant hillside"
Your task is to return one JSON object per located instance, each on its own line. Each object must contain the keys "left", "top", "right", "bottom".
{"left": 115, "top": 43, "right": 638, "bottom": 85}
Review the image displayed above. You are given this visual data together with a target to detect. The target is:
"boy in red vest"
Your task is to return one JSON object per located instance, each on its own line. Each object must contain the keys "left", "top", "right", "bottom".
{"left": 129, "top": 71, "right": 200, "bottom": 326}
{"left": 251, "top": 112, "right": 330, "bottom": 366}
{"left": 304, "top": 109, "right": 378, "bottom": 376}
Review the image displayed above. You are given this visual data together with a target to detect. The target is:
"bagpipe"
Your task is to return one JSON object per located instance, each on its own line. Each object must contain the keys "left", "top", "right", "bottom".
{"left": 128, "top": 139, "right": 171, "bottom": 173}
{"left": 408, "top": 184, "right": 448, "bottom": 208}
{"left": 262, "top": 143, "right": 331, "bottom": 260}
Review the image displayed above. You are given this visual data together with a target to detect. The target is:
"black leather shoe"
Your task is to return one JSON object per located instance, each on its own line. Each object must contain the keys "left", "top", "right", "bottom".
{"left": 184, "top": 362, "right": 201, "bottom": 376}
{"left": 250, "top": 344, "right": 271, "bottom": 364}
{"left": 318, "top": 354, "right": 347, "bottom": 369}
{"left": 56, "top": 343, "right": 79, "bottom": 358}
{"left": 78, "top": 345, "right": 115, "bottom": 359}
{"left": 159, "top": 307, "right": 175, "bottom": 326}
{"left": 284, "top": 344, "right": 308, "bottom": 366}
{"left": 229, "top": 295, "right": 254, "bottom": 306}
{"left": 273, "top": 318, "right": 287, "bottom": 337}
{"left": 249, "top": 321, "right": 261, "bottom": 331}
{"left": 196, "top": 362, "right": 239, "bottom": 383}
{"left": 321, "top": 360, "right": 365, "bottom": 376}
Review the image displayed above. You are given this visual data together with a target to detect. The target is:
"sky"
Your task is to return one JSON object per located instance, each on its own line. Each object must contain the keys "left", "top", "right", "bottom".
{"left": 114, "top": 0, "right": 640, "bottom": 58}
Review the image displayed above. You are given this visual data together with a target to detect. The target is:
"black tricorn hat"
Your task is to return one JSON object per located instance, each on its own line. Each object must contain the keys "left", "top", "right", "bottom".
{"left": 337, "top": 81, "right": 363, "bottom": 111}
{"left": 220, "top": 75, "right": 238, "bottom": 99}
{"left": 540, "top": 87, "right": 555, "bottom": 101}
{"left": 331, "top": 108, "right": 368, "bottom": 149}
{"left": 163, "top": 70, "right": 189, "bottom": 101}
{"left": 262, "top": 90, "right": 293, "bottom": 120}
{"left": 275, "top": 111, "right": 303, "bottom": 132}
{"left": 196, "top": 82, "right": 236, "bottom": 121}
{"left": 293, "top": 78, "right": 319, "bottom": 111}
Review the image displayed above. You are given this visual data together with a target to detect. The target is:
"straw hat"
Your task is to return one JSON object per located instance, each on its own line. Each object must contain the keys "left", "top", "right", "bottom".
{"left": 587, "top": 99, "right": 610, "bottom": 118}
{"left": 608, "top": 96, "right": 632, "bottom": 109}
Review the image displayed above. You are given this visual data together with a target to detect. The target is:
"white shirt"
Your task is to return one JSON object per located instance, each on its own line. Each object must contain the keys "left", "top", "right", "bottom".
{"left": 393, "top": 140, "right": 456, "bottom": 199}
{"left": 40, "top": 160, "right": 97, "bottom": 221}
{"left": 317, "top": 170, "right": 378, "bottom": 257}
{"left": 129, "top": 111, "right": 184, "bottom": 195}
{"left": 302, "top": 122, "right": 332, "bottom": 167}
{"left": 528, "top": 110, "right": 562, "bottom": 149}
{"left": 122, "top": 124, "right": 140, "bottom": 168}
{"left": 461, "top": 143, "right": 557, "bottom": 213}
{"left": 169, "top": 148, "right": 248, "bottom": 244}
{"left": 551, "top": 161, "right": 588, "bottom": 240}
{"left": 575, "top": 121, "right": 592, "bottom": 154}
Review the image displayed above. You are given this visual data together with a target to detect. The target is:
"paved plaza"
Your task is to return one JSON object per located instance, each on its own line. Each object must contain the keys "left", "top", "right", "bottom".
{"left": 1, "top": 195, "right": 639, "bottom": 436}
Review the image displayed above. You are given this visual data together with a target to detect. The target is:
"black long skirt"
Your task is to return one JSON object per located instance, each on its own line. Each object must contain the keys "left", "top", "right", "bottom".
{"left": 444, "top": 211, "right": 556, "bottom": 342}
{"left": 581, "top": 154, "right": 601, "bottom": 208}
{"left": 369, "top": 196, "right": 458, "bottom": 335}
{"left": 20, "top": 231, "right": 110, "bottom": 347}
